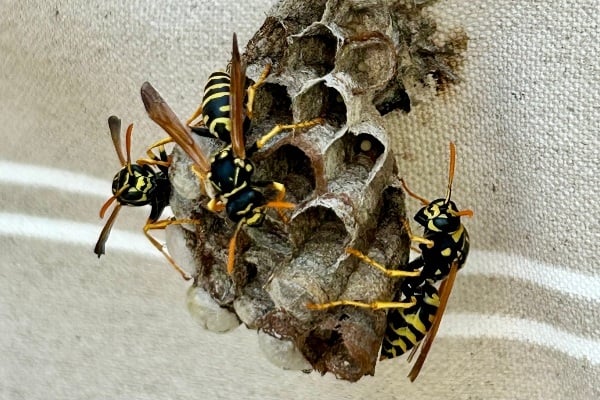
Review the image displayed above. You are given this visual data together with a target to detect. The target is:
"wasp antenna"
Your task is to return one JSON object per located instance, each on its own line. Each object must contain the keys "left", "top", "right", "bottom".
{"left": 125, "top": 123, "right": 134, "bottom": 174}
{"left": 94, "top": 203, "right": 122, "bottom": 257}
{"left": 108, "top": 116, "right": 126, "bottom": 166}
{"left": 400, "top": 178, "right": 430, "bottom": 206}
{"left": 445, "top": 142, "right": 457, "bottom": 204}
{"left": 99, "top": 195, "right": 117, "bottom": 219}
{"left": 99, "top": 185, "right": 129, "bottom": 219}
{"left": 456, "top": 209, "right": 474, "bottom": 218}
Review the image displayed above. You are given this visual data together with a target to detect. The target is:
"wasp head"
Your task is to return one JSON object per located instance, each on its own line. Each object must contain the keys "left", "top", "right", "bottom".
{"left": 414, "top": 198, "right": 464, "bottom": 233}
{"left": 112, "top": 164, "right": 154, "bottom": 207}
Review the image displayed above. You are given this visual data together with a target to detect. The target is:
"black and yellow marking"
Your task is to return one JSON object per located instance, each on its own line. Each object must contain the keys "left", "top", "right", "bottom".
{"left": 143, "top": 34, "right": 323, "bottom": 277}
{"left": 306, "top": 142, "right": 473, "bottom": 381}
{"left": 94, "top": 116, "right": 199, "bottom": 280}
{"left": 380, "top": 283, "right": 439, "bottom": 358}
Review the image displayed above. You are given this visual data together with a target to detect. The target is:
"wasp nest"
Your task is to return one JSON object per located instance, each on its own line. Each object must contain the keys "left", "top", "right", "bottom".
{"left": 168, "top": 0, "right": 466, "bottom": 382}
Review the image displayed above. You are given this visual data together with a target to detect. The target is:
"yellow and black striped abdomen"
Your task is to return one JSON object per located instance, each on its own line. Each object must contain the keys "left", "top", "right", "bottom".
{"left": 202, "top": 72, "right": 232, "bottom": 142}
{"left": 380, "top": 282, "right": 440, "bottom": 359}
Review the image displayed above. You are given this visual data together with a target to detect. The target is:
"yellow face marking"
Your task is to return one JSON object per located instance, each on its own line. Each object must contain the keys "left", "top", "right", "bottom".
{"left": 441, "top": 247, "right": 452, "bottom": 257}
{"left": 424, "top": 203, "right": 441, "bottom": 219}
{"left": 427, "top": 219, "right": 442, "bottom": 232}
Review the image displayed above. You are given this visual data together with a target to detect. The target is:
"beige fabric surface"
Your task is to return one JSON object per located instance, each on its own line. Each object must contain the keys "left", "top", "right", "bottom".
{"left": 1, "top": 0, "right": 599, "bottom": 399}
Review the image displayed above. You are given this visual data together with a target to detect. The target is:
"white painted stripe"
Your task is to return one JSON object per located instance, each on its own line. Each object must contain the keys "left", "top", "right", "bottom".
{"left": 0, "top": 212, "right": 159, "bottom": 257}
{"left": 1, "top": 161, "right": 598, "bottom": 303}
{"left": 0, "top": 160, "right": 110, "bottom": 198}
{"left": 2, "top": 214, "right": 599, "bottom": 364}
{"left": 463, "top": 250, "right": 600, "bottom": 302}
{"left": 442, "top": 312, "right": 600, "bottom": 365}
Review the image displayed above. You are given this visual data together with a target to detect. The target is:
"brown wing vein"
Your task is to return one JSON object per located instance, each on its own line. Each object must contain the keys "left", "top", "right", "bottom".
{"left": 140, "top": 82, "right": 210, "bottom": 174}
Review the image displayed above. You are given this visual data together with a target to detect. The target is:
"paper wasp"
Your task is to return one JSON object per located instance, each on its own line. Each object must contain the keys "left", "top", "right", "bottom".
{"left": 308, "top": 142, "right": 472, "bottom": 381}
{"left": 141, "top": 33, "right": 322, "bottom": 275}
{"left": 94, "top": 116, "right": 198, "bottom": 280}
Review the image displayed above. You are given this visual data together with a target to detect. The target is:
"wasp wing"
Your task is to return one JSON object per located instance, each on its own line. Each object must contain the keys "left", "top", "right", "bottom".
{"left": 229, "top": 33, "right": 247, "bottom": 160}
{"left": 140, "top": 82, "right": 211, "bottom": 174}
{"left": 407, "top": 261, "right": 459, "bottom": 381}
{"left": 107, "top": 116, "right": 126, "bottom": 166}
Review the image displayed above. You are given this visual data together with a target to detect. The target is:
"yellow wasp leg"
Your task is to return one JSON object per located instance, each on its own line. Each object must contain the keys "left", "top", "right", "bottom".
{"left": 307, "top": 297, "right": 417, "bottom": 311}
{"left": 255, "top": 118, "right": 324, "bottom": 150}
{"left": 143, "top": 218, "right": 201, "bottom": 280}
{"left": 267, "top": 181, "right": 291, "bottom": 224}
{"left": 207, "top": 198, "right": 225, "bottom": 213}
{"left": 401, "top": 218, "right": 434, "bottom": 248}
{"left": 245, "top": 63, "right": 272, "bottom": 119}
{"left": 186, "top": 103, "right": 204, "bottom": 126}
{"left": 345, "top": 248, "right": 421, "bottom": 278}
{"left": 136, "top": 137, "right": 174, "bottom": 168}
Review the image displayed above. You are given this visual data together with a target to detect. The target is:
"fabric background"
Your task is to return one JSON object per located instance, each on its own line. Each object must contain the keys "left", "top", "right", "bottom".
{"left": 1, "top": 0, "right": 598, "bottom": 399}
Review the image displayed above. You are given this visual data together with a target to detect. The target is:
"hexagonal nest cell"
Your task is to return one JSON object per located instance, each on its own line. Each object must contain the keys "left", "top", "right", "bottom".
{"left": 286, "top": 25, "right": 338, "bottom": 77}
{"left": 294, "top": 80, "right": 347, "bottom": 128}
{"left": 159, "top": 0, "right": 467, "bottom": 382}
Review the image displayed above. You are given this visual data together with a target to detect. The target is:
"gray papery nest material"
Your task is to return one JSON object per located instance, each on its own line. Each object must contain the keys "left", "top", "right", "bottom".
{"left": 167, "top": 0, "right": 466, "bottom": 382}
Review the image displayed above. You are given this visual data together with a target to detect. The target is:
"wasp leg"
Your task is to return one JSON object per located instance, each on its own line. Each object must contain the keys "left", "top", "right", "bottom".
{"left": 400, "top": 178, "right": 430, "bottom": 206}
{"left": 307, "top": 297, "right": 417, "bottom": 311}
{"left": 247, "top": 118, "right": 324, "bottom": 156}
{"left": 227, "top": 219, "right": 246, "bottom": 276}
{"left": 136, "top": 137, "right": 174, "bottom": 168}
{"left": 263, "top": 186, "right": 296, "bottom": 224}
{"left": 245, "top": 63, "right": 272, "bottom": 119}
{"left": 190, "top": 165, "right": 209, "bottom": 196}
{"left": 186, "top": 102, "right": 204, "bottom": 127}
{"left": 143, "top": 218, "right": 201, "bottom": 280}
{"left": 268, "top": 181, "right": 291, "bottom": 223}
{"left": 253, "top": 180, "right": 292, "bottom": 223}
{"left": 345, "top": 248, "right": 421, "bottom": 277}
{"left": 207, "top": 198, "right": 225, "bottom": 213}
{"left": 401, "top": 218, "right": 434, "bottom": 248}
